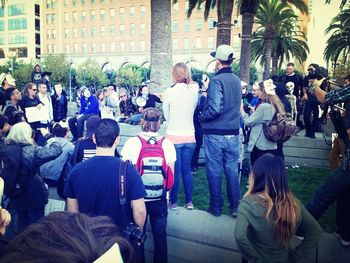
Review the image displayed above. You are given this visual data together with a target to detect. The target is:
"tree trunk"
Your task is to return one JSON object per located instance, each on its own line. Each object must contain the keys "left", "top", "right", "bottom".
{"left": 150, "top": 0, "right": 173, "bottom": 93}
{"left": 263, "top": 36, "right": 273, "bottom": 80}
{"left": 239, "top": 12, "right": 255, "bottom": 84}
{"left": 216, "top": 0, "right": 234, "bottom": 47}
{"left": 271, "top": 55, "right": 278, "bottom": 76}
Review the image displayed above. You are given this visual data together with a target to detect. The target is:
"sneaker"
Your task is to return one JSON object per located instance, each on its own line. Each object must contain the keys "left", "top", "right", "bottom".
{"left": 186, "top": 202, "right": 194, "bottom": 210}
{"left": 168, "top": 203, "right": 178, "bottom": 210}
{"left": 206, "top": 207, "right": 221, "bottom": 217}
{"left": 333, "top": 232, "right": 350, "bottom": 246}
{"left": 231, "top": 211, "right": 238, "bottom": 218}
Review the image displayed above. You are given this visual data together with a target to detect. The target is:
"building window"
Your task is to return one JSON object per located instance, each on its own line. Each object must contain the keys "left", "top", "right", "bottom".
{"left": 172, "top": 21, "right": 179, "bottom": 33}
{"left": 0, "top": 48, "right": 4, "bottom": 58}
{"left": 110, "top": 25, "right": 116, "bottom": 36}
{"left": 195, "top": 37, "right": 201, "bottom": 49}
{"left": 91, "top": 0, "right": 96, "bottom": 4}
{"left": 64, "top": 0, "right": 69, "bottom": 8}
{"left": 130, "top": 6, "right": 135, "bottom": 17}
{"left": 140, "top": 5, "right": 145, "bottom": 17}
{"left": 47, "top": 44, "right": 52, "bottom": 54}
{"left": 207, "top": 36, "right": 214, "bottom": 49}
{"left": 90, "top": 10, "right": 95, "bottom": 21}
{"left": 92, "top": 43, "right": 96, "bottom": 53}
{"left": 120, "top": 41, "right": 125, "bottom": 52}
{"left": 51, "top": 13, "right": 56, "bottom": 23}
{"left": 81, "top": 0, "right": 86, "bottom": 5}
{"left": 73, "top": 0, "right": 77, "bottom": 7}
{"left": 110, "top": 8, "right": 115, "bottom": 18}
{"left": 0, "top": 36, "right": 4, "bottom": 45}
{"left": 101, "top": 42, "right": 105, "bottom": 52}
{"left": 64, "top": 12, "right": 68, "bottom": 23}
{"left": 46, "top": 0, "right": 51, "bottom": 9}
{"left": 111, "top": 42, "right": 115, "bottom": 52}
{"left": 65, "top": 44, "right": 69, "bottom": 53}
{"left": 130, "top": 41, "right": 135, "bottom": 51}
{"left": 140, "top": 23, "right": 145, "bottom": 35}
{"left": 64, "top": 28, "right": 69, "bottom": 38}
{"left": 173, "top": 2, "right": 179, "bottom": 14}
{"left": 119, "top": 7, "right": 125, "bottom": 19}
{"left": 8, "top": 18, "right": 27, "bottom": 30}
{"left": 91, "top": 26, "right": 96, "bottom": 37}
{"left": 82, "top": 27, "right": 86, "bottom": 38}
{"left": 73, "top": 43, "right": 78, "bottom": 53}
{"left": 100, "top": 9, "right": 105, "bottom": 20}
{"left": 73, "top": 12, "right": 78, "bottom": 23}
{"left": 184, "top": 20, "right": 190, "bottom": 32}
{"left": 119, "top": 24, "right": 125, "bottom": 35}
{"left": 196, "top": 19, "right": 202, "bottom": 30}
{"left": 52, "top": 44, "right": 56, "bottom": 54}
{"left": 82, "top": 11, "right": 86, "bottom": 22}
{"left": 141, "top": 40, "right": 145, "bottom": 51}
{"left": 82, "top": 42, "right": 87, "bottom": 53}
{"left": 0, "top": 7, "right": 4, "bottom": 17}
{"left": 47, "top": 29, "right": 51, "bottom": 40}
{"left": 209, "top": 17, "right": 215, "bottom": 29}
{"left": 73, "top": 27, "right": 78, "bottom": 38}
{"left": 130, "top": 23, "right": 135, "bottom": 35}
{"left": 184, "top": 38, "right": 190, "bottom": 50}
{"left": 52, "top": 0, "right": 56, "bottom": 9}
{"left": 9, "top": 33, "right": 27, "bottom": 44}
{"left": 52, "top": 29, "right": 56, "bottom": 39}
{"left": 35, "top": 18, "right": 40, "bottom": 30}
{"left": 35, "top": 33, "right": 40, "bottom": 45}
{"left": 0, "top": 21, "right": 3, "bottom": 31}
{"left": 173, "top": 38, "right": 178, "bottom": 50}
{"left": 47, "top": 14, "right": 52, "bottom": 24}
{"left": 100, "top": 26, "right": 105, "bottom": 37}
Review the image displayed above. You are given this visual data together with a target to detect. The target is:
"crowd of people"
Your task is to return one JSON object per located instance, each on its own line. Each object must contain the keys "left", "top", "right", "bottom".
{"left": 0, "top": 45, "right": 349, "bottom": 263}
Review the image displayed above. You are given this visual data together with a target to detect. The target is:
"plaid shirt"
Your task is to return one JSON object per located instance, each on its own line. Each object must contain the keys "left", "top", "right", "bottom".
{"left": 325, "top": 84, "right": 350, "bottom": 104}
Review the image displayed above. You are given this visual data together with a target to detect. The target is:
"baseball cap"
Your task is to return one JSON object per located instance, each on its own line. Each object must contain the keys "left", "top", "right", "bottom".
{"left": 210, "top": 45, "right": 235, "bottom": 61}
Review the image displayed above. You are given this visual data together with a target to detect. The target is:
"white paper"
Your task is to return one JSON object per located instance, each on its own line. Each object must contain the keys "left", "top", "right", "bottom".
{"left": 93, "top": 243, "right": 123, "bottom": 263}
{"left": 25, "top": 105, "right": 49, "bottom": 123}
{"left": 44, "top": 198, "right": 66, "bottom": 216}
{"left": 100, "top": 107, "right": 115, "bottom": 120}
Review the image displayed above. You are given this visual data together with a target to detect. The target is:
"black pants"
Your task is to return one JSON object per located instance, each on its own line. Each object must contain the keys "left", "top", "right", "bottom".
{"left": 296, "top": 99, "right": 305, "bottom": 128}
{"left": 250, "top": 146, "right": 284, "bottom": 166}
{"left": 191, "top": 129, "right": 203, "bottom": 169}
{"left": 304, "top": 99, "right": 319, "bottom": 136}
{"left": 306, "top": 165, "right": 350, "bottom": 241}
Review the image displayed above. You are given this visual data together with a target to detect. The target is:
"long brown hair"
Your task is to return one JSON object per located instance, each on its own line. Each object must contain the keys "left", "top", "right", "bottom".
{"left": 259, "top": 81, "right": 286, "bottom": 116}
{"left": 140, "top": 107, "right": 161, "bottom": 132}
{"left": 23, "top": 82, "right": 36, "bottom": 98}
{"left": 1, "top": 212, "right": 135, "bottom": 263}
{"left": 172, "top": 62, "right": 192, "bottom": 84}
{"left": 245, "top": 154, "right": 300, "bottom": 246}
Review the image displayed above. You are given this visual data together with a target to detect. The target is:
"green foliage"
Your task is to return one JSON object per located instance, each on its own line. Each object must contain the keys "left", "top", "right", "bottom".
{"left": 115, "top": 64, "right": 149, "bottom": 93}
{"left": 231, "top": 62, "right": 258, "bottom": 85}
{"left": 76, "top": 59, "right": 108, "bottom": 88}
{"left": 12, "top": 62, "right": 32, "bottom": 91}
{"left": 41, "top": 54, "right": 71, "bottom": 87}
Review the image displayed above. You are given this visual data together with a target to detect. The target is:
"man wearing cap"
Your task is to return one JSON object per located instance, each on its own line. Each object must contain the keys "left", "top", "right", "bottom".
{"left": 0, "top": 73, "right": 16, "bottom": 111}
{"left": 199, "top": 45, "right": 242, "bottom": 217}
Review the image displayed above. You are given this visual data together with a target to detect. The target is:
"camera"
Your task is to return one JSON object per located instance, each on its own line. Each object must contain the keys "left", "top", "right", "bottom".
{"left": 123, "top": 222, "right": 147, "bottom": 244}
{"left": 309, "top": 66, "right": 328, "bottom": 80}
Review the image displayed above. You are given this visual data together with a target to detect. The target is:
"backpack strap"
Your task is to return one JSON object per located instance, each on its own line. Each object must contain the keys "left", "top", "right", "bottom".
{"left": 72, "top": 140, "right": 82, "bottom": 165}
{"left": 119, "top": 160, "right": 128, "bottom": 206}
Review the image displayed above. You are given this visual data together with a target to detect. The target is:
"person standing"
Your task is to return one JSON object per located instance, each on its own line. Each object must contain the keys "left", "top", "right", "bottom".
{"left": 199, "top": 45, "right": 242, "bottom": 217}
{"left": 51, "top": 84, "right": 68, "bottom": 123}
{"left": 163, "top": 62, "right": 198, "bottom": 210}
{"left": 279, "top": 62, "right": 304, "bottom": 129}
{"left": 37, "top": 83, "right": 53, "bottom": 130}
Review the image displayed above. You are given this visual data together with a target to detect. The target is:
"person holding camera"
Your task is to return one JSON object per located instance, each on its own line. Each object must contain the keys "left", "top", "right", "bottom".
{"left": 64, "top": 119, "right": 147, "bottom": 261}
{"left": 306, "top": 76, "right": 350, "bottom": 246}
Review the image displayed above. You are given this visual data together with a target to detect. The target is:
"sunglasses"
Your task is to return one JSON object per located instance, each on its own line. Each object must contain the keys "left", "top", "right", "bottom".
{"left": 120, "top": 95, "right": 126, "bottom": 98}
{"left": 31, "top": 89, "right": 37, "bottom": 91}
{"left": 307, "top": 69, "right": 313, "bottom": 71}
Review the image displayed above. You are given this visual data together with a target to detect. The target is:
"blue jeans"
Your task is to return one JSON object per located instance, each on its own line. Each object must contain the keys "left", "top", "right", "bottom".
{"left": 68, "top": 113, "right": 96, "bottom": 139}
{"left": 145, "top": 200, "right": 168, "bottom": 263}
{"left": 170, "top": 143, "right": 196, "bottom": 204}
{"left": 204, "top": 134, "right": 241, "bottom": 215}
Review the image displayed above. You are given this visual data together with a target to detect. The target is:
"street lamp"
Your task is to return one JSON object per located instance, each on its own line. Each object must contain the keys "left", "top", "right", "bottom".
{"left": 83, "top": 66, "right": 86, "bottom": 85}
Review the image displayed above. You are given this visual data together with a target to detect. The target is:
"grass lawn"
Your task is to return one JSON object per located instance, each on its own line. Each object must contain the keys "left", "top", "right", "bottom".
{"left": 176, "top": 166, "right": 336, "bottom": 233}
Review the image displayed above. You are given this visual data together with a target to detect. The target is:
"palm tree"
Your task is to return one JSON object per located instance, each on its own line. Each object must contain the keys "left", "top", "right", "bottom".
{"left": 325, "top": 0, "right": 348, "bottom": 9}
{"left": 1, "top": 0, "right": 6, "bottom": 8}
{"left": 238, "top": 0, "right": 307, "bottom": 83}
{"left": 181, "top": 0, "right": 234, "bottom": 46}
{"left": 324, "top": 7, "right": 350, "bottom": 64}
{"left": 251, "top": 25, "right": 309, "bottom": 76}
{"left": 150, "top": 0, "right": 173, "bottom": 93}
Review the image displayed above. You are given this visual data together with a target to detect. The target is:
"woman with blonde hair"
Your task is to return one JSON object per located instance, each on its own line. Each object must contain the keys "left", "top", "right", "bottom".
{"left": 235, "top": 153, "right": 322, "bottom": 263}
{"left": 241, "top": 79, "right": 286, "bottom": 165}
{"left": 163, "top": 62, "right": 198, "bottom": 210}
{"left": 5, "top": 122, "right": 62, "bottom": 232}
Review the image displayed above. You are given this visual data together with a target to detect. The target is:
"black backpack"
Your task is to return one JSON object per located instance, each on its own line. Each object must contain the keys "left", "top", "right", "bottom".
{"left": 57, "top": 140, "right": 81, "bottom": 199}
{"left": 0, "top": 142, "right": 31, "bottom": 197}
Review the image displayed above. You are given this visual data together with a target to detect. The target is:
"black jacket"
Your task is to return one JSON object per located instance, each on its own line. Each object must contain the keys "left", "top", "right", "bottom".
{"left": 199, "top": 67, "right": 241, "bottom": 135}
{"left": 51, "top": 91, "right": 68, "bottom": 122}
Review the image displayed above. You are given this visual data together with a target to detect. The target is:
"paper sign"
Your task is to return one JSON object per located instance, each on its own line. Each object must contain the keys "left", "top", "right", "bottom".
{"left": 25, "top": 105, "right": 49, "bottom": 123}
{"left": 44, "top": 198, "right": 66, "bottom": 216}
{"left": 93, "top": 243, "right": 124, "bottom": 263}
{"left": 100, "top": 107, "right": 115, "bottom": 120}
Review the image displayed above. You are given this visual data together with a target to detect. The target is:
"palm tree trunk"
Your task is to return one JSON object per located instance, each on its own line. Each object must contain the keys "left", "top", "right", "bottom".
{"left": 263, "top": 36, "right": 273, "bottom": 80}
{"left": 216, "top": 0, "right": 234, "bottom": 47}
{"left": 271, "top": 55, "right": 278, "bottom": 76}
{"left": 150, "top": 0, "right": 173, "bottom": 93}
{"left": 239, "top": 12, "right": 255, "bottom": 84}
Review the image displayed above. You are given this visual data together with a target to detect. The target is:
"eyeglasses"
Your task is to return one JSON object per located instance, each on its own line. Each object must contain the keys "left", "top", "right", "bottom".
{"left": 307, "top": 69, "right": 313, "bottom": 71}
{"left": 120, "top": 95, "right": 126, "bottom": 98}
{"left": 31, "top": 89, "right": 37, "bottom": 91}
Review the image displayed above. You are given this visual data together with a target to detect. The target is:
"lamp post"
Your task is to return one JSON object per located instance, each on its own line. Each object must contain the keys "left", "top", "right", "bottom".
{"left": 8, "top": 50, "right": 17, "bottom": 74}
{"left": 83, "top": 66, "right": 86, "bottom": 85}
{"left": 69, "top": 63, "right": 73, "bottom": 100}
